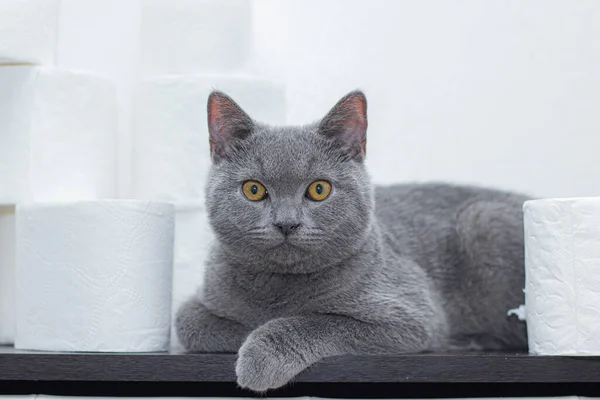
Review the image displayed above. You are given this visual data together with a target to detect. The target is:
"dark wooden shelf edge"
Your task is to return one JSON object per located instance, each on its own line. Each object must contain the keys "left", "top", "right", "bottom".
{"left": 1, "top": 347, "right": 600, "bottom": 383}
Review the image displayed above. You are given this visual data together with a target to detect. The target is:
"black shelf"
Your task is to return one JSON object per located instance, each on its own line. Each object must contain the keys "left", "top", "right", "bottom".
{"left": 2, "top": 346, "right": 600, "bottom": 397}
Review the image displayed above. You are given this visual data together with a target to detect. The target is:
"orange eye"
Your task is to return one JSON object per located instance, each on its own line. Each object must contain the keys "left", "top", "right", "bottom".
{"left": 307, "top": 180, "right": 332, "bottom": 201}
{"left": 242, "top": 181, "right": 267, "bottom": 201}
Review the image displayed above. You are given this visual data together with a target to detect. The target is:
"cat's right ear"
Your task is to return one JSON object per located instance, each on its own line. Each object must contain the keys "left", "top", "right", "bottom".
{"left": 318, "top": 90, "right": 368, "bottom": 160}
{"left": 207, "top": 91, "right": 254, "bottom": 161}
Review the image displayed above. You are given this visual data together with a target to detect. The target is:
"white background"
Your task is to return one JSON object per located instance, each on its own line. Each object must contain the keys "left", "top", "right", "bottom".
{"left": 251, "top": 0, "right": 600, "bottom": 198}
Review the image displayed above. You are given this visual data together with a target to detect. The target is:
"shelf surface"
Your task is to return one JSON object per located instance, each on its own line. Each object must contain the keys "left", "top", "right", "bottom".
{"left": 2, "top": 346, "right": 600, "bottom": 383}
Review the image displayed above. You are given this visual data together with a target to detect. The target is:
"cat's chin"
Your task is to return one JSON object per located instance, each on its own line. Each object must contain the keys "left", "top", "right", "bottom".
{"left": 260, "top": 247, "right": 344, "bottom": 274}
{"left": 269, "top": 240, "right": 301, "bottom": 251}
{"left": 266, "top": 241, "right": 307, "bottom": 262}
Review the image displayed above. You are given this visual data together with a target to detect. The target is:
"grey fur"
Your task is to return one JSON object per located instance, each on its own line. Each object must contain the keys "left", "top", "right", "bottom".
{"left": 176, "top": 90, "right": 528, "bottom": 392}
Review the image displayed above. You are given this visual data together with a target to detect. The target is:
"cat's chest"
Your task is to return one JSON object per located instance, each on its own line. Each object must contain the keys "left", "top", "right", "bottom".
{"left": 203, "top": 267, "right": 339, "bottom": 327}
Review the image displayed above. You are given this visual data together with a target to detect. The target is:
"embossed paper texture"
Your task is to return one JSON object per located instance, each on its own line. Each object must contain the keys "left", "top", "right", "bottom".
{"left": 524, "top": 198, "right": 600, "bottom": 355}
{"left": 14, "top": 201, "right": 175, "bottom": 352}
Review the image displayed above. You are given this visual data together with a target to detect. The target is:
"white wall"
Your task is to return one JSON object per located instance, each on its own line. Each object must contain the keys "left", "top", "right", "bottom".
{"left": 251, "top": 0, "right": 600, "bottom": 198}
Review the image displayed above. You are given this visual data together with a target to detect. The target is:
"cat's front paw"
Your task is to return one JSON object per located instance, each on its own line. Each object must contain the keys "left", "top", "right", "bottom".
{"left": 175, "top": 297, "right": 248, "bottom": 352}
{"left": 235, "top": 329, "right": 304, "bottom": 392}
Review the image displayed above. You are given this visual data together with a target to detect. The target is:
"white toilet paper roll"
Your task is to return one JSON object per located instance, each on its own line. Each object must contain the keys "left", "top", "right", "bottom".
{"left": 170, "top": 201, "right": 215, "bottom": 348}
{"left": 0, "top": 66, "right": 117, "bottom": 203}
{"left": 140, "top": 0, "right": 251, "bottom": 75}
{"left": 524, "top": 197, "right": 600, "bottom": 355}
{"left": 0, "top": 206, "right": 15, "bottom": 344}
{"left": 15, "top": 200, "right": 175, "bottom": 352}
{"left": 132, "top": 75, "right": 286, "bottom": 201}
{"left": 0, "top": 0, "right": 60, "bottom": 64}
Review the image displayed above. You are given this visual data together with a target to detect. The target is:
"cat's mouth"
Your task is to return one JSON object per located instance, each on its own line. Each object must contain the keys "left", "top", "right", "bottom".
{"left": 270, "top": 239, "right": 302, "bottom": 251}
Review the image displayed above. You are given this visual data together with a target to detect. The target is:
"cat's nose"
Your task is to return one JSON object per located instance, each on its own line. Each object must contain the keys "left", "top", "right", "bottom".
{"left": 274, "top": 222, "right": 301, "bottom": 236}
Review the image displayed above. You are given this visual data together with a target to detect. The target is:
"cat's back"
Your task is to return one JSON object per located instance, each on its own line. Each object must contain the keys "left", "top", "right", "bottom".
{"left": 372, "top": 182, "right": 529, "bottom": 280}
{"left": 374, "top": 182, "right": 528, "bottom": 229}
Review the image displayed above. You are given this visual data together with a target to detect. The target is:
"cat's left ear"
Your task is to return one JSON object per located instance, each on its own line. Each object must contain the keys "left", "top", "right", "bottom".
{"left": 318, "top": 90, "right": 368, "bottom": 160}
{"left": 207, "top": 90, "right": 254, "bottom": 161}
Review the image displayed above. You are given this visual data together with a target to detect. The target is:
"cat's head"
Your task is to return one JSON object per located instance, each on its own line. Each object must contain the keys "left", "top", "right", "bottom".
{"left": 205, "top": 90, "right": 374, "bottom": 273}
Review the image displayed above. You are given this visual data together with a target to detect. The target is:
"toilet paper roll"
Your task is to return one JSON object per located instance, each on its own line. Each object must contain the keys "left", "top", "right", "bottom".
{"left": 0, "top": 0, "right": 60, "bottom": 64}
{"left": 524, "top": 197, "right": 600, "bottom": 355}
{"left": 132, "top": 75, "right": 286, "bottom": 201}
{"left": 0, "top": 206, "right": 15, "bottom": 344}
{"left": 140, "top": 0, "right": 251, "bottom": 75}
{"left": 15, "top": 200, "right": 175, "bottom": 352}
{"left": 0, "top": 66, "right": 117, "bottom": 203}
{"left": 170, "top": 201, "right": 215, "bottom": 348}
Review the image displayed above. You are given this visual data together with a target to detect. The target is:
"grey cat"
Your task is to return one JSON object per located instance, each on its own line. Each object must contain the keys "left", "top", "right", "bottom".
{"left": 176, "top": 90, "right": 528, "bottom": 392}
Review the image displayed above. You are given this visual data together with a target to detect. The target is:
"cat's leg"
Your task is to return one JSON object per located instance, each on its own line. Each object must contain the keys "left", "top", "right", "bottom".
{"left": 235, "top": 312, "right": 435, "bottom": 392}
{"left": 455, "top": 200, "right": 527, "bottom": 350}
{"left": 175, "top": 296, "right": 249, "bottom": 352}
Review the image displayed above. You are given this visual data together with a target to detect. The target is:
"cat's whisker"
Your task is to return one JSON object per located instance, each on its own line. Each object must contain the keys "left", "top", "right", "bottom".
{"left": 303, "top": 228, "right": 325, "bottom": 233}
{"left": 247, "top": 227, "right": 270, "bottom": 233}
{"left": 248, "top": 236, "right": 274, "bottom": 241}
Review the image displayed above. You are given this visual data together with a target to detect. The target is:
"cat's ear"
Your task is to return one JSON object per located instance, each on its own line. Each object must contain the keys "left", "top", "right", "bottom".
{"left": 207, "top": 90, "right": 254, "bottom": 161}
{"left": 318, "top": 90, "right": 368, "bottom": 159}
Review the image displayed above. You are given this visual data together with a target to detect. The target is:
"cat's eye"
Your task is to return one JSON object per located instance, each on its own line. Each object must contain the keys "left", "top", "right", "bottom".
{"left": 242, "top": 180, "right": 268, "bottom": 201}
{"left": 307, "top": 180, "right": 332, "bottom": 201}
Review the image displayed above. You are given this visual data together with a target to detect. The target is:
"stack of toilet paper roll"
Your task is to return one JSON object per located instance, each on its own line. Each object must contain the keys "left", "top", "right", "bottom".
{"left": 524, "top": 197, "right": 600, "bottom": 355}
{"left": 0, "top": 0, "right": 205, "bottom": 351}
{"left": 132, "top": 1, "right": 287, "bottom": 346}
{"left": 0, "top": 65, "right": 118, "bottom": 345}
{"left": 0, "top": 0, "right": 121, "bottom": 346}
{"left": 1, "top": 0, "right": 256, "bottom": 195}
